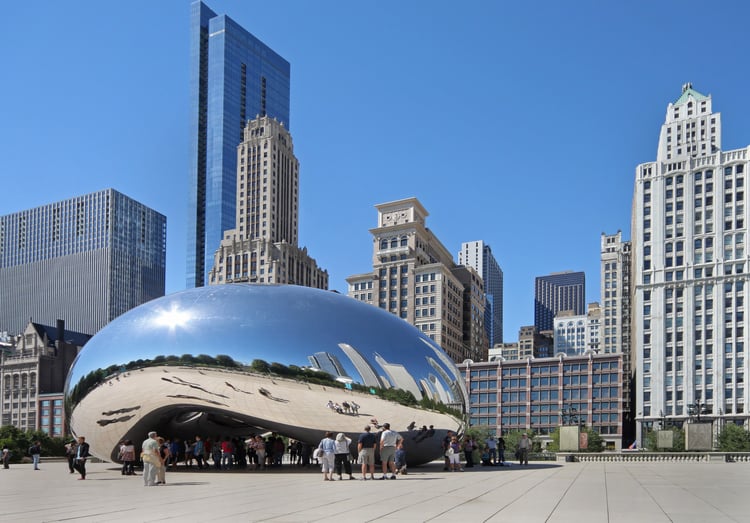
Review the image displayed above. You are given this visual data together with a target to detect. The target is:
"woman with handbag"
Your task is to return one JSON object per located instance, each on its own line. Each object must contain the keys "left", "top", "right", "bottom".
{"left": 316, "top": 432, "right": 336, "bottom": 481}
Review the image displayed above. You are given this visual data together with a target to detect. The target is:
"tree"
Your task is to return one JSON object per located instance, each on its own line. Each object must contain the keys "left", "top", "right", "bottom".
{"left": 250, "top": 359, "right": 270, "bottom": 374}
{"left": 718, "top": 423, "right": 750, "bottom": 451}
{"left": 581, "top": 427, "right": 604, "bottom": 452}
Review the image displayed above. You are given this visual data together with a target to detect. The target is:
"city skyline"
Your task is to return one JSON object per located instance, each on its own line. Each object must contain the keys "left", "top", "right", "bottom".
{"left": 3, "top": 1, "right": 750, "bottom": 339}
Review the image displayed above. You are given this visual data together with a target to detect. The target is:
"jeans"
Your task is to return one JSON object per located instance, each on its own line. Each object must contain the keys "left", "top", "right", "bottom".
{"left": 32, "top": 454, "right": 40, "bottom": 469}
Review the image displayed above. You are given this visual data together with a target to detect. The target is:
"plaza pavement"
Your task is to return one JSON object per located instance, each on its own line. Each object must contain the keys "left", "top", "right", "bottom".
{"left": 1, "top": 459, "right": 749, "bottom": 523}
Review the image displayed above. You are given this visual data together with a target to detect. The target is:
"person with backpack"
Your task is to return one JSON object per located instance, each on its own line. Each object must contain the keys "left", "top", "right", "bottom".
{"left": 29, "top": 441, "right": 42, "bottom": 470}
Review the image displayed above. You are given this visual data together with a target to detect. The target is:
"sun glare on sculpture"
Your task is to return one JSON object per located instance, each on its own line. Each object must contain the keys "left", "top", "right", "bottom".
{"left": 153, "top": 307, "right": 192, "bottom": 331}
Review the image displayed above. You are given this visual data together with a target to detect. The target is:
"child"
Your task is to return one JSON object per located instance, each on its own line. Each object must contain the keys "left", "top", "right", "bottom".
{"left": 394, "top": 440, "right": 407, "bottom": 475}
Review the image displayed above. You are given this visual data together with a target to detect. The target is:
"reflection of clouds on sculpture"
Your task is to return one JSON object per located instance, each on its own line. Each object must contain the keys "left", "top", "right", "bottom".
{"left": 65, "top": 285, "right": 466, "bottom": 465}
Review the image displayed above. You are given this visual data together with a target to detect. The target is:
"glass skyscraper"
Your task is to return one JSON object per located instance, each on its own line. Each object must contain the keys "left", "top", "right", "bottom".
{"left": 459, "top": 240, "right": 504, "bottom": 346}
{"left": 0, "top": 189, "right": 166, "bottom": 335}
{"left": 534, "top": 271, "right": 586, "bottom": 332}
{"left": 187, "top": 1, "right": 291, "bottom": 287}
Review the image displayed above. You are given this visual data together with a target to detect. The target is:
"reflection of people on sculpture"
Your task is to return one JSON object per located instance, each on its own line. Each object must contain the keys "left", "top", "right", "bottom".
{"left": 407, "top": 421, "right": 416, "bottom": 431}
{"left": 414, "top": 425, "right": 435, "bottom": 442}
{"left": 350, "top": 401, "right": 360, "bottom": 414}
{"left": 370, "top": 418, "right": 382, "bottom": 429}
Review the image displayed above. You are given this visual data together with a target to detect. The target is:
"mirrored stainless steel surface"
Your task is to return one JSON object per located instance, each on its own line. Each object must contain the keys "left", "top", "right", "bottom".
{"left": 65, "top": 285, "right": 467, "bottom": 465}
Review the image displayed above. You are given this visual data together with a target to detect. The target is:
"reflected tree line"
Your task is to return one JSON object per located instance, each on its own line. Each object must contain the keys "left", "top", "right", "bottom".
{"left": 68, "top": 356, "right": 462, "bottom": 418}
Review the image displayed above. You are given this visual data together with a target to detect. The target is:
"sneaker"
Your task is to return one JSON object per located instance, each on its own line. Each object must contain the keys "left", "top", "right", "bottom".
{"left": 389, "top": 475, "right": 397, "bottom": 480}
{"left": 379, "top": 475, "right": 387, "bottom": 480}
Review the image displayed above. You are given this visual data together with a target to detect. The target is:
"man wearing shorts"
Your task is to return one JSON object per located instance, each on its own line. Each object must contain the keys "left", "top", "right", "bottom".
{"left": 378, "top": 422, "right": 402, "bottom": 480}
{"left": 357, "top": 425, "right": 377, "bottom": 480}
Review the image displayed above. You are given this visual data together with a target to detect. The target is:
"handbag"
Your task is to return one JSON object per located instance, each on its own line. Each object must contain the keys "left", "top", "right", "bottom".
{"left": 315, "top": 448, "right": 325, "bottom": 458}
{"left": 141, "top": 451, "right": 156, "bottom": 464}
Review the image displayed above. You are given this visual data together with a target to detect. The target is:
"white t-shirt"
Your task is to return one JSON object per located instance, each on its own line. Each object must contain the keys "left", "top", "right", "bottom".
{"left": 380, "top": 429, "right": 401, "bottom": 447}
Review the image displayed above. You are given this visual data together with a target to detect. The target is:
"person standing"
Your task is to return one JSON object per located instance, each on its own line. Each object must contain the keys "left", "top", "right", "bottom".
{"left": 193, "top": 435, "right": 205, "bottom": 469}
{"left": 357, "top": 425, "right": 377, "bottom": 480}
{"left": 2, "top": 445, "right": 10, "bottom": 469}
{"left": 74, "top": 436, "right": 90, "bottom": 480}
{"left": 141, "top": 431, "right": 159, "bottom": 486}
{"left": 156, "top": 437, "right": 170, "bottom": 485}
{"left": 378, "top": 422, "right": 402, "bottom": 480}
{"left": 486, "top": 436, "right": 497, "bottom": 465}
{"left": 448, "top": 435, "right": 462, "bottom": 472}
{"left": 441, "top": 430, "right": 454, "bottom": 471}
{"left": 119, "top": 440, "right": 136, "bottom": 475}
{"left": 497, "top": 436, "right": 506, "bottom": 465}
{"left": 29, "top": 441, "right": 42, "bottom": 470}
{"left": 220, "top": 437, "right": 233, "bottom": 470}
{"left": 333, "top": 433, "right": 354, "bottom": 480}
{"left": 65, "top": 439, "right": 78, "bottom": 473}
{"left": 316, "top": 431, "right": 336, "bottom": 481}
{"left": 517, "top": 433, "right": 531, "bottom": 466}
{"left": 462, "top": 436, "right": 476, "bottom": 468}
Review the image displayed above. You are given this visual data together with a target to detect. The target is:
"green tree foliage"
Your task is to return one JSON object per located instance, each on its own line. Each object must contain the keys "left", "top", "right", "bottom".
{"left": 0, "top": 426, "right": 68, "bottom": 463}
{"left": 250, "top": 359, "right": 270, "bottom": 373}
{"left": 581, "top": 427, "right": 604, "bottom": 452}
{"left": 377, "top": 388, "right": 418, "bottom": 406}
{"left": 718, "top": 423, "right": 750, "bottom": 451}
{"left": 503, "top": 430, "right": 535, "bottom": 454}
{"left": 546, "top": 427, "right": 561, "bottom": 452}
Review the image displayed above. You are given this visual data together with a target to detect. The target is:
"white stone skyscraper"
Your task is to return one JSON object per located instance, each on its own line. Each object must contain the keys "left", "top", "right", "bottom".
{"left": 459, "top": 240, "right": 504, "bottom": 345}
{"left": 600, "top": 231, "right": 632, "bottom": 355}
{"left": 633, "top": 84, "right": 749, "bottom": 439}
{"left": 207, "top": 116, "right": 328, "bottom": 289}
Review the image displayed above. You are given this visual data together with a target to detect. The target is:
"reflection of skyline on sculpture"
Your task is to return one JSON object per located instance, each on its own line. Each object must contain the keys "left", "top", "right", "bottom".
{"left": 307, "top": 352, "right": 350, "bottom": 382}
{"left": 66, "top": 285, "right": 466, "bottom": 465}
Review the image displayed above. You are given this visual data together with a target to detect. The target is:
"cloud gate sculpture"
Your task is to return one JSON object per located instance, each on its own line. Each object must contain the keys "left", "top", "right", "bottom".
{"left": 65, "top": 285, "right": 467, "bottom": 465}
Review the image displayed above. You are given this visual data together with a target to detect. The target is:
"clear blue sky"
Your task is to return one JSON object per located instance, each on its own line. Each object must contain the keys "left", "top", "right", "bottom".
{"left": 2, "top": 1, "right": 750, "bottom": 341}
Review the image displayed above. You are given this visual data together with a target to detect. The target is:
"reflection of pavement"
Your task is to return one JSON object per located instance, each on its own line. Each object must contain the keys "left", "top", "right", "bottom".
{"left": 71, "top": 365, "right": 459, "bottom": 461}
{"left": 3, "top": 461, "right": 749, "bottom": 522}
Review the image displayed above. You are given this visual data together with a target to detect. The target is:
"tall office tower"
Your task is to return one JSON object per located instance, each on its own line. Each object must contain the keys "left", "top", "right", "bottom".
{"left": 459, "top": 241, "right": 504, "bottom": 345}
{"left": 0, "top": 189, "right": 166, "bottom": 335}
{"left": 633, "top": 84, "right": 749, "bottom": 439}
{"left": 207, "top": 116, "right": 328, "bottom": 288}
{"left": 534, "top": 271, "right": 586, "bottom": 332}
{"left": 187, "top": 1, "right": 291, "bottom": 288}
{"left": 453, "top": 265, "right": 489, "bottom": 361}
{"left": 346, "top": 198, "right": 486, "bottom": 363}
{"left": 601, "top": 231, "right": 635, "bottom": 444}
{"left": 600, "top": 232, "right": 632, "bottom": 354}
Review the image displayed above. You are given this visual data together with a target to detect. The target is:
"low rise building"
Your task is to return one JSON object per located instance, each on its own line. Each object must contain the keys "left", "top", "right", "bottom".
{"left": 459, "top": 352, "right": 624, "bottom": 450}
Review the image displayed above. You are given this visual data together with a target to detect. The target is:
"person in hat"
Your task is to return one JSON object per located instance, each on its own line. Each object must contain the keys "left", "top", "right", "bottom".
{"left": 333, "top": 433, "right": 354, "bottom": 480}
